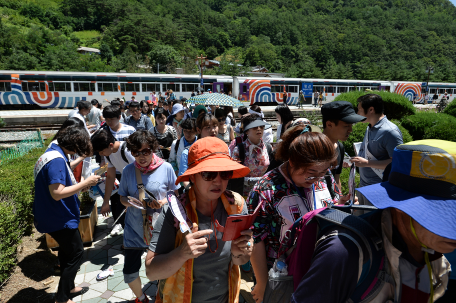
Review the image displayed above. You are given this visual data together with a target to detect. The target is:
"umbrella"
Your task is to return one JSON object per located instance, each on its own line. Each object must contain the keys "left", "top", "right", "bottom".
{"left": 189, "top": 93, "right": 245, "bottom": 107}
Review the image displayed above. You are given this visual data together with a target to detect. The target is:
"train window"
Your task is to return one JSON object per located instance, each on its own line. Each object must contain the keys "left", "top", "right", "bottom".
{"left": 53, "top": 82, "right": 71, "bottom": 91}
{"left": 121, "top": 83, "right": 140, "bottom": 92}
{"left": 338, "top": 87, "right": 347, "bottom": 93}
{"left": 163, "top": 83, "right": 180, "bottom": 92}
{"left": 0, "top": 82, "right": 11, "bottom": 92}
{"left": 74, "top": 82, "right": 95, "bottom": 92}
{"left": 242, "top": 85, "right": 248, "bottom": 94}
{"left": 22, "top": 82, "right": 41, "bottom": 91}
{"left": 270, "top": 85, "right": 282, "bottom": 93}
{"left": 429, "top": 88, "right": 437, "bottom": 94}
{"left": 182, "top": 84, "right": 198, "bottom": 92}
{"left": 326, "top": 86, "right": 334, "bottom": 93}
{"left": 288, "top": 86, "right": 298, "bottom": 93}
{"left": 142, "top": 83, "right": 160, "bottom": 92}
{"left": 48, "top": 82, "right": 54, "bottom": 91}
{"left": 98, "top": 83, "right": 117, "bottom": 92}
{"left": 40, "top": 83, "right": 46, "bottom": 91}
{"left": 439, "top": 88, "right": 448, "bottom": 94}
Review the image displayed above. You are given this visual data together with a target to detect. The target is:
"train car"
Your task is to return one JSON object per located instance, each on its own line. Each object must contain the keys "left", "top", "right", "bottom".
{"left": 233, "top": 77, "right": 390, "bottom": 105}
{"left": 0, "top": 71, "right": 233, "bottom": 109}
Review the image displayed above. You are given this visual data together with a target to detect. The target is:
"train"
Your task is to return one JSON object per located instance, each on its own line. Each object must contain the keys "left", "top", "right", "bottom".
{"left": 0, "top": 71, "right": 455, "bottom": 109}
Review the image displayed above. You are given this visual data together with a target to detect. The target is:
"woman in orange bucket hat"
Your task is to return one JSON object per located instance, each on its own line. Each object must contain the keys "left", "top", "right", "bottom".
{"left": 145, "top": 137, "right": 253, "bottom": 303}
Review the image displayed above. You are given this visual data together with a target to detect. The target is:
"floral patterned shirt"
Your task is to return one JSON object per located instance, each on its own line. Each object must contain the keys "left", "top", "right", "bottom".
{"left": 247, "top": 163, "right": 341, "bottom": 268}
{"left": 232, "top": 138, "right": 270, "bottom": 197}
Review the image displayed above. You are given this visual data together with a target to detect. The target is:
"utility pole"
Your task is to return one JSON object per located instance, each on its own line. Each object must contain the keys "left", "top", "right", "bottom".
{"left": 196, "top": 54, "right": 207, "bottom": 92}
{"left": 425, "top": 66, "right": 434, "bottom": 95}
{"left": 157, "top": 63, "right": 159, "bottom": 74}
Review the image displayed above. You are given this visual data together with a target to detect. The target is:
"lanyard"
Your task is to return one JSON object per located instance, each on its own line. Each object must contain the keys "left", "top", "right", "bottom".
{"left": 286, "top": 164, "right": 317, "bottom": 212}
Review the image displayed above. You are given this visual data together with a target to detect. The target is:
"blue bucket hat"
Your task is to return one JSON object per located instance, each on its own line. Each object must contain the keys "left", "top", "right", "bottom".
{"left": 171, "top": 103, "right": 184, "bottom": 116}
{"left": 357, "top": 139, "right": 456, "bottom": 240}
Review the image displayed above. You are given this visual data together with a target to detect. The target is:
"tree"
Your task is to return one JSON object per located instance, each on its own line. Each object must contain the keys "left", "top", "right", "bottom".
{"left": 147, "top": 44, "right": 182, "bottom": 72}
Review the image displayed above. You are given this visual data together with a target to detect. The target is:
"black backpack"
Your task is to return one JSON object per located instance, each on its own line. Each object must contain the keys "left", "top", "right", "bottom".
{"left": 227, "top": 137, "right": 273, "bottom": 196}
{"left": 106, "top": 143, "right": 129, "bottom": 166}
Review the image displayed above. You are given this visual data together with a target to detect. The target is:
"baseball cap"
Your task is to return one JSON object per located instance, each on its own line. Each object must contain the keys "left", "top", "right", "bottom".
{"left": 321, "top": 101, "right": 366, "bottom": 124}
{"left": 175, "top": 137, "right": 250, "bottom": 184}
{"left": 357, "top": 139, "right": 456, "bottom": 240}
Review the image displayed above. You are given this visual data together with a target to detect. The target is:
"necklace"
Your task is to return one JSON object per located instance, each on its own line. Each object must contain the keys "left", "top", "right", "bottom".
{"left": 208, "top": 201, "right": 218, "bottom": 253}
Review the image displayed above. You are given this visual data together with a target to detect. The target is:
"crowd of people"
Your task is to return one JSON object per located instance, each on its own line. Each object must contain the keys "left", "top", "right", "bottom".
{"left": 33, "top": 93, "right": 456, "bottom": 303}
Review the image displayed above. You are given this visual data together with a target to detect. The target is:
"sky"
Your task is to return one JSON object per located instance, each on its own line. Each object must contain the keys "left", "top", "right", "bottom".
{"left": 451, "top": 0, "right": 456, "bottom": 6}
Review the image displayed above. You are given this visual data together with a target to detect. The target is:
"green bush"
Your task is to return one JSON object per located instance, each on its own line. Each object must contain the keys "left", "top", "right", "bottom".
{"left": 443, "top": 98, "right": 456, "bottom": 118}
{"left": 0, "top": 118, "right": 5, "bottom": 128}
{"left": 424, "top": 122, "right": 456, "bottom": 142}
{"left": 339, "top": 168, "right": 360, "bottom": 195}
{"left": 400, "top": 112, "right": 456, "bottom": 140}
{"left": 0, "top": 138, "right": 51, "bottom": 284}
{"left": 342, "top": 119, "right": 413, "bottom": 157}
{"left": 334, "top": 91, "right": 416, "bottom": 120}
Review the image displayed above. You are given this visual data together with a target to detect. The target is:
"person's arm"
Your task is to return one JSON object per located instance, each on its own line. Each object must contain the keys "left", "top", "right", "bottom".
{"left": 101, "top": 167, "right": 116, "bottom": 216}
{"left": 69, "top": 156, "right": 84, "bottom": 170}
{"left": 49, "top": 175, "right": 100, "bottom": 200}
{"left": 145, "top": 224, "right": 213, "bottom": 281}
{"left": 350, "top": 157, "right": 392, "bottom": 169}
{"left": 229, "top": 126, "right": 235, "bottom": 142}
{"left": 334, "top": 174, "right": 342, "bottom": 193}
{"left": 250, "top": 240, "right": 268, "bottom": 303}
{"left": 145, "top": 116, "right": 153, "bottom": 130}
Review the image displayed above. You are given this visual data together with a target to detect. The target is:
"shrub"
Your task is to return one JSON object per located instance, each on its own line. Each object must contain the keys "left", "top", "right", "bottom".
{"left": 334, "top": 91, "right": 415, "bottom": 120}
{"left": 443, "top": 98, "right": 456, "bottom": 118}
{"left": 0, "top": 118, "right": 5, "bottom": 128}
{"left": 424, "top": 122, "right": 456, "bottom": 142}
{"left": 0, "top": 138, "right": 51, "bottom": 284}
{"left": 401, "top": 112, "right": 456, "bottom": 140}
{"left": 342, "top": 120, "right": 413, "bottom": 157}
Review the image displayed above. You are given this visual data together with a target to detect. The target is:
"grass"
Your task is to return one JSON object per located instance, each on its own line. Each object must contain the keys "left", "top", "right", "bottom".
{"left": 73, "top": 30, "right": 102, "bottom": 48}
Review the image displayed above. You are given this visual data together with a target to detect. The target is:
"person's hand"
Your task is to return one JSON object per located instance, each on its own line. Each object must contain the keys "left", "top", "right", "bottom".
{"left": 231, "top": 230, "right": 253, "bottom": 257}
{"left": 353, "top": 195, "right": 359, "bottom": 205}
{"left": 251, "top": 283, "right": 266, "bottom": 303}
{"left": 179, "top": 224, "right": 213, "bottom": 260}
{"left": 350, "top": 157, "right": 369, "bottom": 167}
{"left": 85, "top": 175, "right": 101, "bottom": 187}
{"left": 337, "top": 194, "right": 350, "bottom": 205}
{"left": 342, "top": 161, "right": 350, "bottom": 168}
{"left": 81, "top": 186, "right": 90, "bottom": 192}
{"left": 101, "top": 201, "right": 111, "bottom": 217}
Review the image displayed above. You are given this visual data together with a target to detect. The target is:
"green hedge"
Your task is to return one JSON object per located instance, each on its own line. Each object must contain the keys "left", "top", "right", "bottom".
{"left": 342, "top": 119, "right": 413, "bottom": 157}
{"left": 0, "top": 139, "right": 51, "bottom": 284}
{"left": 443, "top": 98, "right": 456, "bottom": 118}
{"left": 334, "top": 91, "right": 416, "bottom": 120}
{"left": 424, "top": 122, "right": 456, "bottom": 142}
{"left": 400, "top": 112, "right": 456, "bottom": 141}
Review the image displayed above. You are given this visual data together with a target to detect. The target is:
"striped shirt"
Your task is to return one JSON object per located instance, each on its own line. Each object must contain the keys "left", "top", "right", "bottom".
{"left": 109, "top": 123, "right": 136, "bottom": 141}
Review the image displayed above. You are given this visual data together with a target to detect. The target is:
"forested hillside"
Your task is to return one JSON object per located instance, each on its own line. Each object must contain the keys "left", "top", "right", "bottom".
{"left": 1, "top": 0, "right": 456, "bottom": 82}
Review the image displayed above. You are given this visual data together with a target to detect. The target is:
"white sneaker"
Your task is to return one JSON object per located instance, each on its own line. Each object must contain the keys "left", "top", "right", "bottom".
{"left": 110, "top": 224, "right": 123, "bottom": 235}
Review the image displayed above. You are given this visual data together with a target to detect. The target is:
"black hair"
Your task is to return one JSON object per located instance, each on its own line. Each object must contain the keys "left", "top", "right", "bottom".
{"left": 110, "top": 100, "right": 120, "bottom": 107}
{"left": 55, "top": 126, "right": 92, "bottom": 157}
{"left": 91, "top": 99, "right": 99, "bottom": 106}
{"left": 322, "top": 117, "right": 339, "bottom": 129}
{"left": 129, "top": 101, "right": 140, "bottom": 109}
{"left": 91, "top": 128, "right": 116, "bottom": 153}
{"left": 78, "top": 100, "right": 92, "bottom": 110}
{"left": 180, "top": 118, "right": 197, "bottom": 131}
{"left": 214, "top": 108, "right": 226, "bottom": 119}
{"left": 238, "top": 106, "right": 248, "bottom": 115}
{"left": 125, "top": 130, "right": 159, "bottom": 153}
{"left": 140, "top": 100, "right": 152, "bottom": 115}
{"left": 103, "top": 105, "right": 121, "bottom": 119}
{"left": 155, "top": 107, "right": 167, "bottom": 119}
{"left": 275, "top": 104, "right": 294, "bottom": 138}
{"left": 53, "top": 117, "right": 85, "bottom": 141}
{"left": 250, "top": 104, "right": 262, "bottom": 114}
{"left": 357, "top": 94, "right": 384, "bottom": 115}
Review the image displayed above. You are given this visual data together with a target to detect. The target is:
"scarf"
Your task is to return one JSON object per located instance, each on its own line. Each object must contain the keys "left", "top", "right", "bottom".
{"left": 246, "top": 138, "right": 270, "bottom": 170}
{"left": 134, "top": 153, "right": 165, "bottom": 174}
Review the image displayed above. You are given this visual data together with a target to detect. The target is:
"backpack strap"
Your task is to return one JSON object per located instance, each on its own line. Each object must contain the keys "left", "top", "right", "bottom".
{"left": 174, "top": 138, "right": 180, "bottom": 155}
{"left": 120, "top": 143, "right": 129, "bottom": 164}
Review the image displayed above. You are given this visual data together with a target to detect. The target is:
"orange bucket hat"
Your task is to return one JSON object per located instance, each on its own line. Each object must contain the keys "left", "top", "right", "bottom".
{"left": 175, "top": 137, "right": 250, "bottom": 184}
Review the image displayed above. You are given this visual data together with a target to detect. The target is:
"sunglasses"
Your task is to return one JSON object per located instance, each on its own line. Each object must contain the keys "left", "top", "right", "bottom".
{"left": 200, "top": 171, "right": 233, "bottom": 181}
{"left": 217, "top": 117, "right": 226, "bottom": 122}
{"left": 131, "top": 148, "right": 153, "bottom": 157}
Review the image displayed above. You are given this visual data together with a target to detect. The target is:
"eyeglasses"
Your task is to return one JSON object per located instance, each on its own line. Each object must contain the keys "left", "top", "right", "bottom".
{"left": 200, "top": 171, "right": 233, "bottom": 181}
{"left": 305, "top": 176, "right": 326, "bottom": 181}
{"left": 131, "top": 148, "right": 153, "bottom": 157}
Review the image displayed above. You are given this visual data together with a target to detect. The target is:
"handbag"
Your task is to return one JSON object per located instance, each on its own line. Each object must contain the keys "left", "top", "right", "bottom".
{"left": 134, "top": 167, "right": 152, "bottom": 245}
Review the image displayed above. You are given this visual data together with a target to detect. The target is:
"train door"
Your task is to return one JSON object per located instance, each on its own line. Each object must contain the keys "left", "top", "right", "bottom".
{"left": 239, "top": 83, "right": 250, "bottom": 102}
{"left": 213, "top": 82, "right": 224, "bottom": 93}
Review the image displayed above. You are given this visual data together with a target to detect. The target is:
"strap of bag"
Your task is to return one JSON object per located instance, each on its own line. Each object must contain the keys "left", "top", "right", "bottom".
{"left": 120, "top": 143, "right": 129, "bottom": 164}
{"left": 134, "top": 167, "right": 151, "bottom": 245}
{"left": 174, "top": 138, "right": 180, "bottom": 155}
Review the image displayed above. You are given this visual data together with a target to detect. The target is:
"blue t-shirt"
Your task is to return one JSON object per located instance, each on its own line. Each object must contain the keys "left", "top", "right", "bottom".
{"left": 33, "top": 144, "right": 80, "bottom": 233}
{"left": 118, "top": 162, "right": 180, "bottom": 248}
{"left": 358, "top": 116, "right": 403, "bottom": 186}
{"left": 125, "top": 114, "right": 153, "bottom": 131}
{"left": 178, "top": 148, "right": 189, "bottom": 176}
